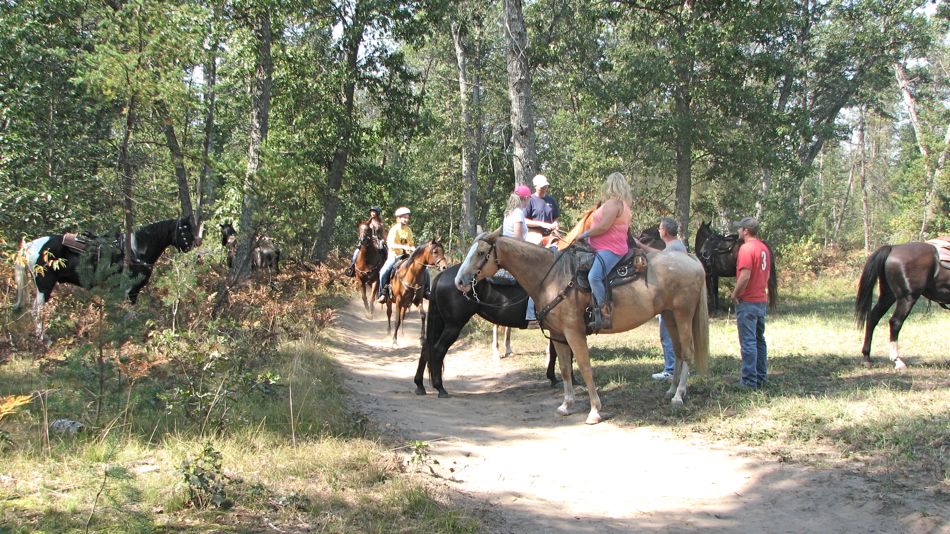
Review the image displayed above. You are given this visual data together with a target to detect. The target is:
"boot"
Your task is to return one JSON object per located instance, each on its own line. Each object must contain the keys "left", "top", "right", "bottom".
{"left": 590, "top": 302, "right": 612, "bottom": 332}
{"left": 344, "top": 264, "right": 355, "bottom": 277}
{"left": 376, "top": 285, "right": 389, "bottom": 304}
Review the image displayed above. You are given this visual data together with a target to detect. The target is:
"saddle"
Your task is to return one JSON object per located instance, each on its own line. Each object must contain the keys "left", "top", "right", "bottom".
{"left": 63, "top": 231, "right": 118, "bottom": 256}
{"left": 926, "top": 237, "right": 950, "bottom": 269}
{"left": 569, "top": 242, "right": 649, "bottom": 302}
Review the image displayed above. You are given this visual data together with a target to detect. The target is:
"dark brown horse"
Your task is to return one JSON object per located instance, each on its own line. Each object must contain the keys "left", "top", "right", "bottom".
{"left": 386, "top": 239, "right": 447, "bottom": 346}
{"left": 694, "top": 221, "right": 777, "bottom": 312}
{"left": 354, "top": 218, "right": 386, "bottom": 316}
{"left": 855, "top": 240, "right": 950, "bottom": 369}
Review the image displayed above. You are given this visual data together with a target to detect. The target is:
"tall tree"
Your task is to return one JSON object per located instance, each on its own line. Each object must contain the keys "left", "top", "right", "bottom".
{"left": 232, "top": 5, "right": 273, "bottom": 282}
{"left": 503, "top": 0, "right": 538, "bottom": 185}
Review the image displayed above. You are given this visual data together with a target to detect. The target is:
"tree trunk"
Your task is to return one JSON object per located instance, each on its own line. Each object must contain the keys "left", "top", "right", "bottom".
{"left": 156, "top": 100, "right": 195, "bottom": 226}
{"left": 231, "top": 9, "right": 272, "bottom": 283}
{"left": 453, "top": 20, "right": 479, "bottom": 238}
{"left": 197, "top": 8, "right": 220, "bottom": 225}
{"left": 672, "top": 21, "right": 694, "bottom": 242}
{"left": 504, "top": 0, "right": 538, "bottom": 185}
{"left": 831, "top": 159, "right": 855, "bottom": 247}
{"left": 119, "top": 95, "right": 137, "bottom": 266}
{"left": 858, "top": 111, "right": 871, "bottom": 254}
{"left": 312, "top": 6, "right": 363, "bottom": 262}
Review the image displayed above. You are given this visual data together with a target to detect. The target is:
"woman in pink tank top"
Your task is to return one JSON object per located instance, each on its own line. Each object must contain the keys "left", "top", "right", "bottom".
{"left": 579, "top": 172, "right": 632, "bottom": 332}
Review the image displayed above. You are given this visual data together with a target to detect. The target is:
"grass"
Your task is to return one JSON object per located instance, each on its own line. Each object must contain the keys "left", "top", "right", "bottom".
{"left": 468, "top": 270, "right": 950, "bottom": 493}
{"left": 0, "top": 260, "right": 482, "bottom": 533}
{"left": 0, "top": 339, "right": 482, "bottom": 533}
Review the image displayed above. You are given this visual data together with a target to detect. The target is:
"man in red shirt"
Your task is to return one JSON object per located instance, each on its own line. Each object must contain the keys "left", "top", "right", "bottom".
{"left": 731, "top": 217, "right": 771, "bottom": 389}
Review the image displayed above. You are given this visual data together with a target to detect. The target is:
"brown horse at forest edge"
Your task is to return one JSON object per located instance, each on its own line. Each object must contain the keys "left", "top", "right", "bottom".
{"left": 855, "top": 240, "right": 950, "bottom": 368}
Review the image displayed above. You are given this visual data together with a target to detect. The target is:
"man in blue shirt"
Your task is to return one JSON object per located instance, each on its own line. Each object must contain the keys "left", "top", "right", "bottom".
{"left": 524, "top": 174, "right": 560, "bottom": 246}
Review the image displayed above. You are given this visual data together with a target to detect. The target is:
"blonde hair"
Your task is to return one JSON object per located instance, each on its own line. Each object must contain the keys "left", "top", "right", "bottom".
{"left": 504, "top": 192, "right": 526, "bottom": 216}
{"left": 601, "top": 172, "right": 632, "bottom": 204}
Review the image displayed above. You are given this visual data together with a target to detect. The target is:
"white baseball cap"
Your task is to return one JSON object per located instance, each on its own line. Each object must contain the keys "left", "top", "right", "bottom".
{"left": 394, "top": 207, "right": 411, "bottom": 217}
{"left": 532, "top": 174, "right": 550, "bottom": 188}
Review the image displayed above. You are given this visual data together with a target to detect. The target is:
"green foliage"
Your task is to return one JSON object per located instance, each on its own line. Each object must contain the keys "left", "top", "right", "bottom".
{"left": 179, "top": 442, "right": 233, "bottom": 509}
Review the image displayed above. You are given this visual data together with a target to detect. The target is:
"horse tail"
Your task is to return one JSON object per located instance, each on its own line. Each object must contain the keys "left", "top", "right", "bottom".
{"left": 767, "top": 242, "right": 778, "bottom": 311}
{"left": 13, "top": 239, "right": 29, "bottom": 313}
{"left": 691, "top": 275, "right": 711, "bottom": 374}
{"left": 855, "top": 245, "right": 891, "bottom": 328}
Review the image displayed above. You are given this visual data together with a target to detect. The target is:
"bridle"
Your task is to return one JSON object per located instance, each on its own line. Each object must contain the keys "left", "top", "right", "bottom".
{"left": 395, "top": 242, "right": 446, "bottom": 294}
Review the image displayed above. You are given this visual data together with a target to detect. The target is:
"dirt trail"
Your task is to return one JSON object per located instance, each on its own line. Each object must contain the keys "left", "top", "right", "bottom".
{"left": 326, "top": 300, "right": 948, "bottom": 533}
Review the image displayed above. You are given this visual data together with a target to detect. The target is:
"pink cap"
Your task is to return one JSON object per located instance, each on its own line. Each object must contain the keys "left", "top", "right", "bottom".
{"left": 514, "top": 184, "right": 531, "bottom": 198}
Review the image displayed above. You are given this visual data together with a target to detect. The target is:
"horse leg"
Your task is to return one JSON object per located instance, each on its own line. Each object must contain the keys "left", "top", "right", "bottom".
{"left": 861, "top": 288, "right": 895, "bottom": 367}
{"left": 669, "top": 309, "right": 696, "bottom": 408}
{"left": 430, "top": 325, "right": 463, "bottom": 398}
{"left": 545, "top": 340, "right": 561, "bottom": 386}
{"left": 491, "top": 325, "right": 502, "bottom": 360}
{"left": 391, "top": 301, "right": 402, "bottom": 347}
{"left": 31, "top": 291, "right": 50, "bottom": 346}
{"left": 386, "top": 299, "right": 393, "bottom": 335}
{"left": 419, "top": 307, "right": 427, "bottom": 347}
{"left": 553, "top": 339, "right": 576, "bottom": 416}
{"left": 661, "top": 311, "right": 681, "bottom": 401}
{"left": 564, "top": 329, "right": 602, "bottom": 425}
{"left": 504, "top": 327, "right": 513, "bottom": 358}
{"left": 887, "top": 295, "right": 918, "bottom": 370}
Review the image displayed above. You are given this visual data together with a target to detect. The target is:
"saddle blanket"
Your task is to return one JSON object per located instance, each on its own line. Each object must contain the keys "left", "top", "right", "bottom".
{"left": 926, "top": 237, "right": 950, "bottom": 269}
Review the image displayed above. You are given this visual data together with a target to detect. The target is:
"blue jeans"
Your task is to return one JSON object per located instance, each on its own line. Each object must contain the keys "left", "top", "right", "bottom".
{"left": 736, "top": 301, "right": 767, "bottom": 387}
{"left": 659, "top": 315, "right": 675, "bottom": 374}
{"left": 588, "top": 249, "right": 623, "bottom": 307}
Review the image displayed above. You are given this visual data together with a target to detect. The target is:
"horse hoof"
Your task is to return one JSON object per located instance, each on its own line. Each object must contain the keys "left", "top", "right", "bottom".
{"left": 585, "top": 413, "right": 602, "bottom": 425}
{"left": 556, "top": 404, "right": 572, "bottom": 416}
{"left": 437, "top": 389, "right": 450, "bottom": 398}
{"left": 664, "top": 391, "right": 675, "bottom": 401}
{"left": 862, "top": 361, "right": 873, "bottom": 369}
{"left": 415, "top": 387, "right": 426, "bottom": 396}
{"left": 894, "top": 359, "right": 907, "bottom": 370}
{"left": 671, "top": 398, "right": 684, "bottom": 409}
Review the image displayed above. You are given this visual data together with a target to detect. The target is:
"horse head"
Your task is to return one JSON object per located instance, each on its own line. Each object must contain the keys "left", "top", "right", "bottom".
{"left": 220, "top": 221, "right": 237, "bottom": 248}
{"left": 424, "top": 237, "right": 448, "bottom": 271}
{"left": 455, "top": 229, "right": 502, "bottom": 292}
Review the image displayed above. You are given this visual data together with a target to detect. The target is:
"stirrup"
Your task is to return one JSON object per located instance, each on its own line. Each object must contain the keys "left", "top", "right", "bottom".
{"left": 344, "top": 265, "right": 355, "bottom": 277}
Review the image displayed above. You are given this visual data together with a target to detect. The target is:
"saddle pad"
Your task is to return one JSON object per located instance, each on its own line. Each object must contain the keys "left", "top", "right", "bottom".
{"left": 488, "top": 271, "right": 518, "bottom": 286}
{"left": 926, "top": 238, "right": 950, "bottom": 269}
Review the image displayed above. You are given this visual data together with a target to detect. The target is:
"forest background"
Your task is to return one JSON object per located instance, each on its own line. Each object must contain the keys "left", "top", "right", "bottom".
{"left": 0, "top": 0, "right": 948, "bottom": 274}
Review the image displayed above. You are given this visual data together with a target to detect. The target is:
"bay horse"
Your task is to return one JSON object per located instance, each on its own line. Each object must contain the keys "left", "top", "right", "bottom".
{"left": 14, "top": 217, "right": 199, "bottom": 342}
{"left": 354, "top": 218, "right": 386, "bottom": 316}
{"left": 455, "top": 229, "right": 710, "bottom": 424}
{"left": 386, "top": 239, "right": 447, "bottom": 346}
{"left": 694, "top": 221, "right": 777, "bottom": 312}
{"left": 415, "top": 263, "right": 562, "bottom": 397}
{"left": 855, "top": 240, "right": 950, "bottom": 369}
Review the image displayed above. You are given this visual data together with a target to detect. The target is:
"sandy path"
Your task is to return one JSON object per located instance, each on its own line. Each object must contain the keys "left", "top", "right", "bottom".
{"left": 325, "top": 299, "right": 948, "bottom": 533}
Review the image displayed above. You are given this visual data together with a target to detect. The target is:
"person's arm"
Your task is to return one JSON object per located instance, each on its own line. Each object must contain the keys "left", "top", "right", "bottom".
{"left": 580, "top": 199, "right": 621, "bottom": 239}
{"left": 732, "top": 268, "right": 751, "bottom": 303}
{"left": 633, "top": 236, "right": 661, "bottom": 253}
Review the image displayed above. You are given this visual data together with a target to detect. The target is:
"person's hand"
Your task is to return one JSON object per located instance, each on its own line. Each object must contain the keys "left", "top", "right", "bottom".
{"left": 579, "top": 231, "right": 590, "bottom": 240}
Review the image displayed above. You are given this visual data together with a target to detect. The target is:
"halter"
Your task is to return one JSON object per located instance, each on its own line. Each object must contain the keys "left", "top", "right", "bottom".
{"left": 396, "top": 243, "right": 446, "bottom": 293}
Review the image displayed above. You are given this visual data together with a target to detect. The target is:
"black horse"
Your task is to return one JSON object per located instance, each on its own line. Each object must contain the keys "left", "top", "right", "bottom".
{"left": 855, "top": 240, "right": 950, "bottom": 369}
{"left": 14, "top": 217, "right": 198, "bottom": 341}
{"left": 694, "top": 221, "right": 777, "bottom": 312}
{"left": 415, "top": 263, "right": 563, "bottom": 397}
{"left": 220, "top": 222, "right": 280, "bottom": 272}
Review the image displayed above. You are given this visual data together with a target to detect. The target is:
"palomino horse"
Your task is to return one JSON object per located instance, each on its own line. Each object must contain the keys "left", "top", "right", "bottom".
{"left": 855, "top": 240, "right": 950, "bottom": 369}
{"left": 455, "top": 229, "right": 709, "bottom": 424}
{"left": 14, "top": 217, "right": 200, "bottom": 342}
{"left": 416, "top": 263, "right": 562, "bottom": 397}
{"left": 386, "top": 239, "right": 447, "bottom": 346}
{"left": 354, "top": 218, "right": 387, "bottom": 316}
{"left": 489, "top": 212, "right": 664, "bottom": 361}
{"left": 694, "top": 221, "right": 777, "bottom": 312}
